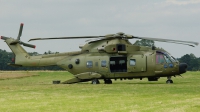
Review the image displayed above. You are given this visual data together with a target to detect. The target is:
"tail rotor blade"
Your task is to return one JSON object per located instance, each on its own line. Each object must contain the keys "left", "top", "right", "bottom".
{"left": 1, "top": 23, "right": 35, "bottom": 49}
{"left": 0, "top": 36, "right": 9, "bottom": 40}
{"left": 17, "top": 23, "right": 24, "bottom": 40}
{"left": 20, "top": 42, "right": 36, "bottom": 49}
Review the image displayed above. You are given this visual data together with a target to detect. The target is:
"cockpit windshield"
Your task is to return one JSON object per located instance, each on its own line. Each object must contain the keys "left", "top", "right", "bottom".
{"left": 163, "top": 55, "right": 171, "bottom": 63}
{"left": 156, "top": 51, "right": 178, "bottom": 64}
{"left": 169, "top": 55, "right": 177, "bottom": 62}
{"left": 165, "top": 53, "right": 178, "bottom": 62}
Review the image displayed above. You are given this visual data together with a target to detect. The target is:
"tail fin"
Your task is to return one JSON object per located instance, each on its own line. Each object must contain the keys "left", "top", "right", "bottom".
{"left": 4, "top": 38, "right": 30, "bottom": 66}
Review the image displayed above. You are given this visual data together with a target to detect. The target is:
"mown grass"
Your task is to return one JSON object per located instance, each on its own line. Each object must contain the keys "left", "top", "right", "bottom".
{"left": 0, "top": 71, "right": 200, "bottom": 112}
{"left": 0, "top": 71, "right": 38, "bottom": 80}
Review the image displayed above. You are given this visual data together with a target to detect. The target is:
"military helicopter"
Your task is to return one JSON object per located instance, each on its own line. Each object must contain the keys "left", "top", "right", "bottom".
{"left": 1, "top": 23, "right": 199, "bottom": 84}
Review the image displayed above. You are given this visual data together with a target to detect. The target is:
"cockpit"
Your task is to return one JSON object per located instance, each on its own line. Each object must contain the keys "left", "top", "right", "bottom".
{"left": 156, "top": 51, "right": 178, "bottom": 64}
{"left": 156, "top": 51, "right": 187, "bottom": 74}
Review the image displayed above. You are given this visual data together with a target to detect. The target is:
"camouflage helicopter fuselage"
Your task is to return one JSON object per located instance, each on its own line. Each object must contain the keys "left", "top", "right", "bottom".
{"left": 2, "top": 36, "right": 186, "bottom": 84}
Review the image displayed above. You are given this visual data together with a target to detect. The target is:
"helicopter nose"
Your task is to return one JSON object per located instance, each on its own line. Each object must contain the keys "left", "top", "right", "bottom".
{"left": 179, "top": 63, "right": 188, "bottom": 74}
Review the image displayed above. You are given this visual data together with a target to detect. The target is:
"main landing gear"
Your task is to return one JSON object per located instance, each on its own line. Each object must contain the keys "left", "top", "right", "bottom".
{"left": 91, "top": 79, "right": 100, "bottom": 84}
{"left": 91, "top": 79, "right": 113, "bottom": 84}
{"left": 166, "top": 76, "right": 173, "bottom": 84}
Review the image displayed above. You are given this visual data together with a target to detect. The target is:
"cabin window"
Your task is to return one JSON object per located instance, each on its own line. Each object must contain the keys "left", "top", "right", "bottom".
{"left": 119, "top": 60, "right": 125, "bottom": 64}
{"left": 130, "top": 59, "right": 136, "bottom": 66}
{"left": 86, "top": 61, "right": 93, "bottom": 68}
{"left": 75, "top": 59, "right": 80, "bottom": 64}
{"left": 101, "top": 60, "right": 106, "bottom": 67}
{"left": 110, "top": 61, "right": 115, "bottom": 65}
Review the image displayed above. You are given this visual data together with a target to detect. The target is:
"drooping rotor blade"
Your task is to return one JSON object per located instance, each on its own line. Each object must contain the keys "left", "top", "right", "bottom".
{"left": 132, "top": 36, "right": 199, "bottom": 47}
{"left": 17, "top": 23, "right": 24, "bottom": 40}
{"left": 85, "top": 37, "right": 105, "bottom": 42}
{"left": 28, "top": 36, "right": 105, "bottom": 42}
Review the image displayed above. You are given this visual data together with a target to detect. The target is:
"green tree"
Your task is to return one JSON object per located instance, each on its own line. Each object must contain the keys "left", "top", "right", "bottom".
{"left": 178, "top": 53, "right": 200, "bottom": 71}
{"left": 133, "top": 39, "right": 155, "bottom": 47}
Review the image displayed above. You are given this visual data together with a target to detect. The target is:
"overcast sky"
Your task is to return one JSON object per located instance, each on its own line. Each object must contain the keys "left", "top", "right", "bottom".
{"left": 0, "top": 0, "right": 200, "bottom": 58}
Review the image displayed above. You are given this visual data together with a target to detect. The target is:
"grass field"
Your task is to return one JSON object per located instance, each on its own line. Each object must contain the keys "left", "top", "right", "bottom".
{"left": 0, "top": 71, "right": 200, "bottom": 112}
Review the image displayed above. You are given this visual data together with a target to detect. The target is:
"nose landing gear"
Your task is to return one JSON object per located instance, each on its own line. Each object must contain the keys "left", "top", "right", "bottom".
{"left": 166, "top": 76, "right": 173, "bottom": 84}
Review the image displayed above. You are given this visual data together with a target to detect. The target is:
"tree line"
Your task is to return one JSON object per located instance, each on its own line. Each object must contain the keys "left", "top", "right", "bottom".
{"left": 178, "top": 53, "right": 200, "bottom": 71}
{"left": 0, "top": 49, "right": 64, "bottom": 71}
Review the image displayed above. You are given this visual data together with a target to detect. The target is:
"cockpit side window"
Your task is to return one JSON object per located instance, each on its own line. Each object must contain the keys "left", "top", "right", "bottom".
{"left": 156, "top": 53, "right": 165, "bottom": 64}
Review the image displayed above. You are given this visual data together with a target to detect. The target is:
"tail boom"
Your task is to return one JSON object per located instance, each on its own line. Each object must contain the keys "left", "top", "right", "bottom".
{"left": 2, "top": 38, "right": 67, "bottom": 67}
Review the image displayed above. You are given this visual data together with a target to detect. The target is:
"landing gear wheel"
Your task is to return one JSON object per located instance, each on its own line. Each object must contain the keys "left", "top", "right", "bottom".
{"left": 166, "top": 80, "right": 173, "bottom": 84}
{"left": 91, "top": 79, "right": 100, "bottom": 84}
{"left": 166, "top": 76, "right": 173, "bottom": 84}
{"left": 104, "top": 79, "right": 112, "bottom": 84}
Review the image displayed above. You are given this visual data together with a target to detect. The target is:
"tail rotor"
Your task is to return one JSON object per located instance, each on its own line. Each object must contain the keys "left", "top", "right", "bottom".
{"left": 1, "top": 23, "right": 36, "bottom": 49}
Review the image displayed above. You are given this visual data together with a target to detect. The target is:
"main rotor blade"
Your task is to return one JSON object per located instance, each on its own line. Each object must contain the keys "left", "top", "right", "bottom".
{"left": 28, "top": 36, "right": 105, "bottom": 42}
{"left": 132, "top": 36, "right": 199, "bottom": 46}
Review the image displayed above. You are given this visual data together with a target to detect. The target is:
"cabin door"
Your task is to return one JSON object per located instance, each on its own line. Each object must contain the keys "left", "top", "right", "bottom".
{"left": 109, "top": 57, "right": 127, "bottom": 72}
{"left": 127, "top": 55, "right": 146, "bottom": 72}
{"left": 98, "top": 56, "right": 110, "bottom": 77}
